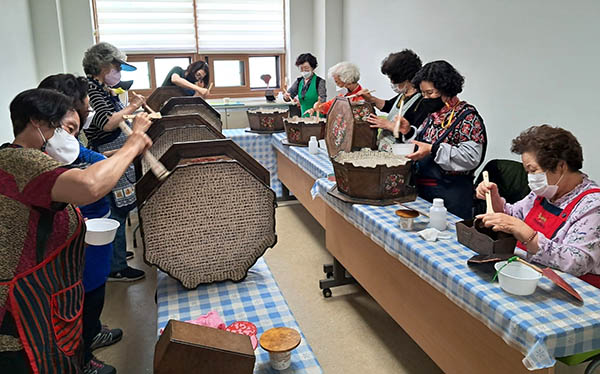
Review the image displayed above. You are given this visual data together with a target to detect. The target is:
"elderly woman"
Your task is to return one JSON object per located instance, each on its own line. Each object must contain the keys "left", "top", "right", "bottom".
{"left": 362, "top": 49, "right": 435, "bottom": 151}
{"left": 38, "top": 73, "right": 122, "bottom": 374}
{"left": 161, "top": 60, "right": 211, "bottom": 98}
{"left": 316, "top": 61, "right": 364, "bottom": 115}
{"left": 283, "top": 53, "right": 327, "bottom": 117}
{"left": 409, "top": 60, "right": 487, "bottom": 219}
{"left": 477, "top": 125, "right": 600, "bottom": 283}
{"left": 0, "top": 88, "right": 151, "bottom": 373}
{"left": 83, "top": 42, "right": 146, "bottom": 282}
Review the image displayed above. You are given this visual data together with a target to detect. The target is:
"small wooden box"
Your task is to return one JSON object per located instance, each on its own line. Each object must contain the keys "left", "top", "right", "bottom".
{"left": 154, "top": 320, "right": 255, "bottom": 374}
{"left": 283, "top": 116, "right": 326, "bottom": 145}
{"left": 456, "top": 219, "right": 517, "bottom": 256}
{"left": 247, "top": 108, "right": 288, "bottom": 132}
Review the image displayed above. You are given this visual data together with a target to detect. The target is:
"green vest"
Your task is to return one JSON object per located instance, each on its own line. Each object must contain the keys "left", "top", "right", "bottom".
{"left": 298, "top": 75, "right": 320, "bottom": 117}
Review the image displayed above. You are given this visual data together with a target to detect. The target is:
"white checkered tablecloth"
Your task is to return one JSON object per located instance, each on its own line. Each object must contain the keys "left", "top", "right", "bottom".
{"left": 271, "top": 133, "right": 334, "bottom": 180}
{"left": 224, "top": 129, "right": 283, "bottom": 197}
{"left": 312, "top": 177, "right": 600, "bottom": 370}
{"left": 157, "top": 258, "right": 322, "bottom": 374}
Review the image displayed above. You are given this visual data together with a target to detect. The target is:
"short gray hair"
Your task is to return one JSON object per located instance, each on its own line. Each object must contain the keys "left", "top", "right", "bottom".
{"left": 82, "top": 42, "right": 127, "bottom": 76}
{"left": 328, "top": 62, "right": 360, "bottom": 84}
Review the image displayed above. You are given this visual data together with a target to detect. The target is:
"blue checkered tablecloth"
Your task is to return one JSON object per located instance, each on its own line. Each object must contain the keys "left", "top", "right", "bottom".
{"left": 271, "top": 133, "right": 334, "bottom": 180}
{"left": 312, "top": 177, "right": 600, "bottom": 370}
{"left": 224, "top": 129, "right": 283, "bottom": 197}
{"left": 157, "top": 258, "right": 322, "bottom": 374}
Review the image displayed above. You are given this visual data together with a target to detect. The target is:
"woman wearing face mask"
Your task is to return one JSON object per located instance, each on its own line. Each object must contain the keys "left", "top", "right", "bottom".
{"left": 408, "top": 60, "right": 487, "bottom": 219}
{"left": 316, "top": 61, "right": 364, "bottom": 115}
{"left": 283, "top": 53, "right": 326, "bottom": 117}
{"left": 0, "top": 88, "right": 152, "bottom": 373}
{"left": 476, "top": 125, "right": 600, "bottom": 282}
{"left": 83, "top": 42, "right": 148, "bottom": 282}
{"left": 360, "top": 50, "right": 434, "bottom": 151}
{"left": 161, "top": 60, "right": 211, "bottom": 98}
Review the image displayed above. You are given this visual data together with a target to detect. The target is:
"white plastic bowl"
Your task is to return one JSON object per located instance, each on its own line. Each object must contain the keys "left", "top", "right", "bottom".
{"left": 391, "top": 143, "right": 415, "bottom": 156}
{"left": 494, "top": 261, "right": 541, "bottom": 296}
{"left": 85, "top": 218, "right": 120, "bottom": 246}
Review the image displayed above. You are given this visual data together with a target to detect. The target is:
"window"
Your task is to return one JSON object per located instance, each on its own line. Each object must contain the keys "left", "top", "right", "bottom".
{"left": 92, "top": 0, "right": 286, "bottom": 98}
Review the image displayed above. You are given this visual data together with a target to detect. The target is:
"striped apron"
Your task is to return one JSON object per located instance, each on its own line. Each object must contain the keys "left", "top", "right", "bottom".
{"left": 0, "top": 213, "right": 86, "bottom": 374}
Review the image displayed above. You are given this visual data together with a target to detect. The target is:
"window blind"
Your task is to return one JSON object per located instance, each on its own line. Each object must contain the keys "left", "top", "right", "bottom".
{"left": 95, "top": 0, "right": 197, "bottom": 52}
{"left": 195, "top": 0, "right": 285, "bottom": 53}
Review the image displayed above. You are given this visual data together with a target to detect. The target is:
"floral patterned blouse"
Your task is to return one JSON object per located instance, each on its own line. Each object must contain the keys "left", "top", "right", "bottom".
{"left": 506, "top": 175, "right": 600, "bottom": 276}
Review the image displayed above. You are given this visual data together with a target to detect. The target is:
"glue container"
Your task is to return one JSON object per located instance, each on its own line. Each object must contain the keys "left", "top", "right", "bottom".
{"left": 308, "top": 136, "right": 318, "bottom": 154}
{"left": 429, "top": 198, "right": 447, "bottom": 231}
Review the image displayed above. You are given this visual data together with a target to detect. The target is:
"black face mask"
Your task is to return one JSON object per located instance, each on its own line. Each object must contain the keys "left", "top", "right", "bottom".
{"left": 421, "top": 97, "right": 445, "bottom": 113}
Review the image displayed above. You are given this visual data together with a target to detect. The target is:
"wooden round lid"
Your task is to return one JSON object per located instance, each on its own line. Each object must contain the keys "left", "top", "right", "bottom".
{"left": 259, "top": 327, "right": 301, "bottom": 353}
{"left": 395, "top": 209, "right": 419, "bottom": 218}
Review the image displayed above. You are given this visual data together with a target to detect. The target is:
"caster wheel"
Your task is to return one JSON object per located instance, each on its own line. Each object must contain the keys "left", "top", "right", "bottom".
{"left": 326, "top": 272, "right": 333, "bottom": 279}
{"left": 322, "top": 288, "right": 332, "bottom": 298}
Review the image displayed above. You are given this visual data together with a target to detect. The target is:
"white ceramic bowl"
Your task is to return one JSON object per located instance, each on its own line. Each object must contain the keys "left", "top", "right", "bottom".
{"left": 391, "top": 143, "right": 415, "bottom": 156}
{"left": 85, "top": 218, "right": 120, "bottom": 246}
{"left": 494, "top": 261, "right": 541, "bottom": 296}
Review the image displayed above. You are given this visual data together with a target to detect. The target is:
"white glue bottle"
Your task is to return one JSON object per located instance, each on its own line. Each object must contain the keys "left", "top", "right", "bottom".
{"left": 308, "top": 136, "right": 319, "bottom": 154}
{"left": 429, "top": 198, "right": 447, "bottom": 231}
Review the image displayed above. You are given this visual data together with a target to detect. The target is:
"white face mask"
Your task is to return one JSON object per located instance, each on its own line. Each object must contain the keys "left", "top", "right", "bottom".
{"left": 38, "top": 127, "right": 80, "bottom": 164}
{"left": 336, "top": 85, "right": 347, "bottom": 94}
{"left": 391, "top": 83, "right": 404, "bottom": 95}
{"left": 301, "top": 71, "right": 312, "bottom": 79}
{"left": 527, "top": 172, "right": 564, "bottom": 199}
{"left": 104, "top": 68, "right": 121, "bottom": 87}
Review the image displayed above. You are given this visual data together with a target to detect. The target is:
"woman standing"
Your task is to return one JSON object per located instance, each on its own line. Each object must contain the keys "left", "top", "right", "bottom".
{"left": 362, "top": 50, "right": 434, "bottom": 151}
{"left": 83, "top": 42, "right": 147, "bottom": 282}
{"left": 409, "top": 61, "right": 487, "bottom": 219}
{"left": 0, "top": 88, "right": 151, "bottom": 373}
{"left": 161, "top": 60, "right": 211, "bottom": 98}
{"left": 283, "top": 53, "right": 327, "bottom": 117}
{"left": 317, "top": 61, "right": 364, "bottom": 115}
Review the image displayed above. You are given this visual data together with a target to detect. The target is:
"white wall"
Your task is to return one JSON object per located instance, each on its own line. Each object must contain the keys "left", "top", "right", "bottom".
{"left": 0, "top": 0, "right": 38, "bottom": 144}
{"left": 342, "top": 0, "right": 600, "bottom": 178}
{"left": 61, "top": 0, "right": 95, "bottom": 75}
{"left": 286, "top": 0, "right": 314, "bottom": 85}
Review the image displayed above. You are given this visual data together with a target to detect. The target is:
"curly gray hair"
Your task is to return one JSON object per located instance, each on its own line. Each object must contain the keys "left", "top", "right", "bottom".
{"left": 328, "top": 61, "right": 360, "bottom": 84}
{"left": 82, "top": 42, "right": 127, "bottom": 76}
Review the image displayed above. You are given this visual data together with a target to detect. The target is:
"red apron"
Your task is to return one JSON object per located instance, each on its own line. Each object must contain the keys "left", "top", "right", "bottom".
{"left": 517, "top": 189, "right": 600, "bottom": 288}
{"left": 0, "top": 213, "right": 86, "bottom": 374}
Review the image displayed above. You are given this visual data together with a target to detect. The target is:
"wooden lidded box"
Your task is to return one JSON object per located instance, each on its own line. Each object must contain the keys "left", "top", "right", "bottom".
{"left": 325, "top": 97, "right": 416, "bottom": 203}
{"left": 136, "top": 140, "right": 277, "bottom": 289}
{"left": 160, "top": 96, "right": 223, "bottom": 133}
{"left": 154, "top": 320, "right": 255, "bottom": 374}
{"left": 145, "top": 86, "right": 185, "bottom": 113}
{"left": 247, "top": 107, "right": 289, "bottom": 132}
{"left": 283, "top": 116, "right": 326, "bottom": 145}
{"left": 348, "top": 99, "right": 377, "bottom": 150}
{"left": 134, "top": 114, "right": 225, "bottom": 180}
{"left": 456, "top": 219, "right": 517, "bottom": 257}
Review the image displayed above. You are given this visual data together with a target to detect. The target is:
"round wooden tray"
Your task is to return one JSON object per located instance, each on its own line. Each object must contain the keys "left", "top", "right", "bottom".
{"left": 259, "top": 327, "right": 301, "bottom": 353}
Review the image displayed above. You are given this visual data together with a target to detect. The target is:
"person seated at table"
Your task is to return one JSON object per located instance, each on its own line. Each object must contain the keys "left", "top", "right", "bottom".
{"left": 316, "top": 61, "right": 364, "bottom": 115}
{"left": 408, "top": 60, "right": 487, "bottom": 219}
{"left": 360, "top": 49, "right": 435, "bottom": 152}
{"left": 283, "top": 53, "right": 327, "bottom": 117}
{"left": 0, "top": 88, "right": 151, "bottom": 374}
{"left": 476, "top": 125, "right": 600, "bottom": 284}
{"left": 161, "top": 60, "right": 211, "bottom": 98}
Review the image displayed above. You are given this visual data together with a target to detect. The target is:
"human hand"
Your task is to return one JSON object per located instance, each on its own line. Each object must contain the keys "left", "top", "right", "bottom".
{"left": 367, "top": 114, "right": 394, "bottom": 131}
{"left": 283, "top": 92, "right": 291, "bottom": 101}
{"left": 129, "top": 93, "right": 146, "bottom": 109}
{"left": 476, "top": 212, "right": 535, "bottom": 243}
{"left": 131, "top": 112, "right": 152, "bottom": 133}
{"left": 357, "top": 88, "right": 373, "bottom": 102}
{"left": 406, "top": 141, "right": 432, "bottom": 160}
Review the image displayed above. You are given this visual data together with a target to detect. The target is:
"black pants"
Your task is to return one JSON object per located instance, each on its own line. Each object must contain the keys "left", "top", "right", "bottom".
{"left": 82, "top": 284, "right": 106, "bottom": 363}
{"left": 417, "top": 177, "right": 475, "bottom": 220}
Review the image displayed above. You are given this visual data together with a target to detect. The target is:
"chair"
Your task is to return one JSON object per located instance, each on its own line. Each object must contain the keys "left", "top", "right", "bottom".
{"left": 473, "top": 159, "right": 530, "bottom": 215}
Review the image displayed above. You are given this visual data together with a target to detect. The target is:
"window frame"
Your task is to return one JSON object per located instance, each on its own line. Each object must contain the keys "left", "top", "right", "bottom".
{"left": 92, "top": 0, "right": 287, "bottom": 99}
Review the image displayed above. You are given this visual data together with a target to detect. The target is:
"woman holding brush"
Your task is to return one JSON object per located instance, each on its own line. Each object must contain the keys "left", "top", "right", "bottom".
{"left": 408, "top": 60, "right": 487, "bottom": 219}
{"left": 283, "top": 53, "right": 327, "bottom": 117}
{"left": 476, "top": 125, "right": 600, "bottom": 284}
{"left": 361, "top": 49, "right": 434, "bottom": 152}
{"left": 83, "top": 42, "right": 147, "bottom": 282}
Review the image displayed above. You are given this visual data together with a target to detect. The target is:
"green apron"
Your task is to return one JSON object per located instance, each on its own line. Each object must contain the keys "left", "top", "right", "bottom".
{"left": 298, "top": 75, "right": 321, "bottom": 117}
